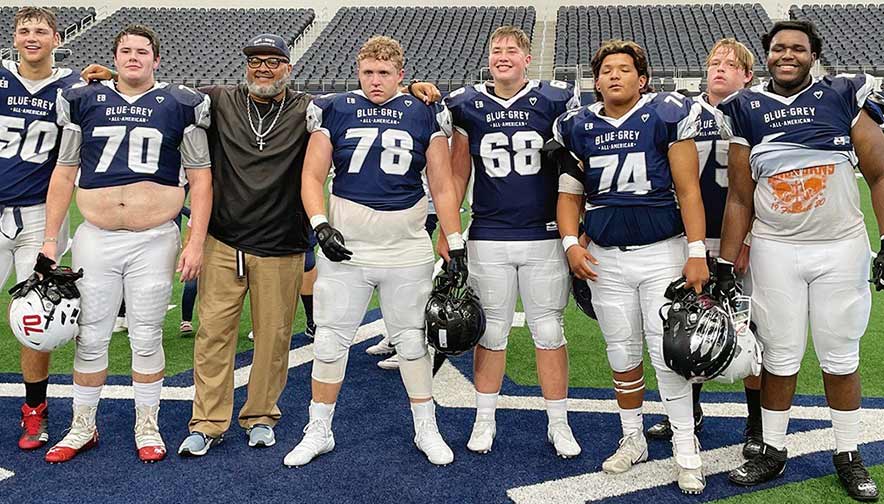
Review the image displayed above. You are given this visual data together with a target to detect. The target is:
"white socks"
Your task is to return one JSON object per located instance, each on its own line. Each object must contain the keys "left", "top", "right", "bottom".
{"left": 133, "top": 378, "right": 163, "bottom": 407}
{"left": 475, "top": 391, "right": 498, "bottom": 422}
{"left": 545, "top": 398, "right": 568, "bottom": 426}
{"left": 72, "top": 383, "right": 102, "bottom": 408}
{"left": 309, "top": 400, "right": 335, "bottom": 427}
{"left": 830, "top": 407, "right": 860, "bottom": 454}
{"left": 411, "top": 399, "right": 436, "bottom": 425}
{"left": 761, "top": 407, "right": 791, "bottom": 450}
{"left": 619, "top": 407, "right": 643, "bottom": 437}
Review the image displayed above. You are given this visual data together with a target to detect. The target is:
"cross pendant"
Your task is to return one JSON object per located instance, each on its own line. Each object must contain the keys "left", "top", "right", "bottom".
{"left": 256, "top": 136, "right": 265, "bottom": 151}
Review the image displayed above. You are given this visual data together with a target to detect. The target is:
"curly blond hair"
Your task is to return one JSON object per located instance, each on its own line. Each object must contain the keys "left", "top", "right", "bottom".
{"left": 357, "top": 36, "right": 404, "bottom": 70}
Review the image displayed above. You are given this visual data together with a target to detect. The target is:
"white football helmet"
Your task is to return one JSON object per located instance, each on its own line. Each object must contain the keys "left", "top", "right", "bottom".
{"left": 9, "top": 285, "right": 80, "bottom": 352}
{"left": 8, "top": 257, "right": 83, "bottom": 352}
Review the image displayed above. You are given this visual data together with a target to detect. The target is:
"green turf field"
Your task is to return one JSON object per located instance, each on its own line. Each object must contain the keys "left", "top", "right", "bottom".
{"left": 0, "top": 183, "right": 881, "bottom": 395}
{"left": 0, "top": 180, "right": 880, "bottom": 502}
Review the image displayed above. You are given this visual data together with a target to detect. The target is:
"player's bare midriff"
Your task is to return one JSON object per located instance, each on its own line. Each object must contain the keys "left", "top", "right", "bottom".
{"left": 76, "top": 180, "right": 185, "bottom": 231}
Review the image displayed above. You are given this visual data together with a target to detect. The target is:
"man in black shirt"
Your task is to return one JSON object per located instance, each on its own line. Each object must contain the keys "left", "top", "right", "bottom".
{"left": 178, "top": 34, "right": 310, "bottom": 455}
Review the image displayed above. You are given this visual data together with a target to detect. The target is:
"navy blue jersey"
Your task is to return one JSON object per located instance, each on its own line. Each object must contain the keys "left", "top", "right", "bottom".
{"left": 0, "top": 61, "right": 80, "bottom": 206}
{"left": 444, "top": 80, "right": 580, "bottom": 241}
{"left": 555, "top": 92, "right": 701, "bottom": 247}
{"left": 694, "top": 95, "right": 729, "bottom": 240}
{"left": 716, "top": 74, "right": 877, "bottom": 179}
{"left": 306, "top": 91, "right": 450, "bottom": 211}
{"left": 57, "top": 81, "right": 210, "bottom": 189}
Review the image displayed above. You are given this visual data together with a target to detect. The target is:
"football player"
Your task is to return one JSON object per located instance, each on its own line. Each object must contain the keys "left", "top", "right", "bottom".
{"left": 555, "top": 40, "right": 710, "bottom": 493}
{"left": 2, "top": 7, "right": 80, "bottom": 451}
{"left": 441, "top": 25, "right": 581, "bottom": 457}
{"left": 646, "top": 39, "right": 764, "bottom": 459}
{"left": 40, "top": 24, "right": 212, "bottom": 463}
{"left": 716, "top": 21, "right": 884, "bottom": 501}
{"left": 283, "top": 36, "right": 465, "bottom": 467}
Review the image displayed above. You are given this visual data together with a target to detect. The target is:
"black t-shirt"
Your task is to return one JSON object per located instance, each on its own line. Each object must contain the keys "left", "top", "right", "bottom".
{"left": 201, "top": 85, "right": 311, "bottom": 256}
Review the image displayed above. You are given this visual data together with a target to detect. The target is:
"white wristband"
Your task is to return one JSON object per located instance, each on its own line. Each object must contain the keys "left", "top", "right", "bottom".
{"left": 688, "top": 240, "right": 706, "bottom": 259}
{"left": 562, "top": 235, "right": 580, "bottom": 252}
{"left": 446, "top": 232, "right": 464, "bottom": 250}
{"left": 310, "top": 214, "right": 328, "bottom": 229}
{"left": 743, "top": 233, "right": 752, "bottom": 247}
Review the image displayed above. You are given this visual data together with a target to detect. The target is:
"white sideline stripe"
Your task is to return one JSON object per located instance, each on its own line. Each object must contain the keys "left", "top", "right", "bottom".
{"left": 430, "top": 361, "right": 884, "bottom": 503}
{"left": 506, "top": 408, "right": 884, "bottom": 504}
{"left": 0, "top": 318, "right": 388, "bottom": 402}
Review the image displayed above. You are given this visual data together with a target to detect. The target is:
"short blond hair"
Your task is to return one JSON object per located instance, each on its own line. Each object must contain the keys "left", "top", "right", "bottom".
{"left": 489, "top": 25, "right": 531, "bottom": 54}
{"left": 357, "top": 36, "right": 404, "bottom": 70}
{"left": 706, "top": 38, "right": 755, "bottom": 75}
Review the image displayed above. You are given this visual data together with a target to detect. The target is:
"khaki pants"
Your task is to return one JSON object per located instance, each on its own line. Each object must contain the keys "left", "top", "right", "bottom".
{"left": 189, "top": 235, "right": 304, "bottom": 436}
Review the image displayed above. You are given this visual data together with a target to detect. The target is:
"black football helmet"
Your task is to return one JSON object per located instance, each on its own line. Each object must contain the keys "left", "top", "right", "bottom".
{"left": 425, "top": 271, "right": 486, "bottom": 356}
{"left": 660, "top": 278, "right": 761, "bottom": 383}
{"left": 570, "top": 273, "right": 596, "bottom": 320}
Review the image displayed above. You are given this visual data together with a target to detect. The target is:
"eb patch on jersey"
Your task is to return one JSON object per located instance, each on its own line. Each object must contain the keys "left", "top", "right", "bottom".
{"left": 555, "top": 92, "right": 700, "bottom": 247}
{"left": 0, "top": 61, "right": 80, "bottom": 206}
{"left": 57, "top": 81, "right": 211, "bottom": 189}
{"left": 445, "top": 80, "right": 580, "bottom": 241}
{"left": 307, "top": 90, "right": 450, "bottom": 211}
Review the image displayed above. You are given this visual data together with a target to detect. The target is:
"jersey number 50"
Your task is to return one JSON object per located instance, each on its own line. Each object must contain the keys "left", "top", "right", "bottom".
{"left": 0, "top": 116, "right": 58, "bottom": 164}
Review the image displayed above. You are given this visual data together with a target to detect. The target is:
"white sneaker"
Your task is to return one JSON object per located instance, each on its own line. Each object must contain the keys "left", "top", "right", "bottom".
{"left": 414, "top": 417, "right": 454, "bottom": 465}
{"left": 602, "top": 431, "right": 648, "bottom": 474}
{"left": 134, "top": 404, "right": 166, "bottom": 462}
{"left": 113, "top": 316, "right": 128, "bottom": 333}
{"left": 675, "top": 436, "right": 705, "bottom": 494}
{"left": 247, "top": 330, "right": 254, "bottom": 341}
{"left": 548, "top": 422, "right": 581, "bottom": 458}
{"left": 467, "top": 419, "right": 496, "bottom": 454}
{"left": 366, "top": 337, "right": 395, "bottom": 356}
{"left": 283, "top": 418, "right": 335, "bottom": 467}
{"left": 377, "top": 354, "right": 399, "bottom": 370}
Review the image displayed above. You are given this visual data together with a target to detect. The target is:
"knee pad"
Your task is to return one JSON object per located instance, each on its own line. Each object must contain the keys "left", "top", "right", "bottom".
{"left": 819, "top": 350, "right": 860, "bottom": 376}
{"left": 398, "top": 352, "right": 433, "bottom": 400}
{"left": 311, "top": 353, "right": 349, "bottom": 384}
{"left": 762, "top": 350, "right": 802, "bottom": 376}
{"left": 604, "top": 338, "right": 644, "bottom": 373}
{"left": 129, "top": 329, "right": 165, "bottom": 374}
{"left": 390, "top": 329, "right": 427, "bottom": 360}
{"left": 529, "top": 315, "right": 566, "bottom": 350}
{"left": 312, "top": 327, "right": 352, "bottom": 363}
{"left": 73, "top": 344, "right": 109, "bottom": 374}
{"left": 477, "top": 324, "right": 509, "bottom": 351}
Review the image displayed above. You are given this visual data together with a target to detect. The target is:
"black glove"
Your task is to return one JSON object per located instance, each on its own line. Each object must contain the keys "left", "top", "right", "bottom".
{"left": 712, "top": 258, "right": 738, "bottom": 308}
{"left": 446, "top": 247, "right": 468, "bottom": 288}
{"left": 315, "top": 222, "right": 352, "bottom": 262}
{"left": 873, "top": 238, "right": 884, "bottom": 292}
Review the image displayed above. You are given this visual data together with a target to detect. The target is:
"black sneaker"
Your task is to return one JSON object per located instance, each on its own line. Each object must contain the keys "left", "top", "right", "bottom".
{"left": 729, "top": 444, "right": 787, "bottom": 486}
{"left": 834, "top": 450, "right": 879, "bottom": 502}
{"left": 742, "top": 422, "right": 763, "bottom": 459}
{"left": 647, "top": 412, "right": 704, "bottom": 440}
{"left": 647, "top": 417, "right": 673, "bottom": 439}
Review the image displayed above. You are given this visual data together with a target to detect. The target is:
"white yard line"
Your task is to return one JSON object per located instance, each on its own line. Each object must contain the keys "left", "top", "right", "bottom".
{"left": 0, "top": 318, "right": 387, "bottom": 402}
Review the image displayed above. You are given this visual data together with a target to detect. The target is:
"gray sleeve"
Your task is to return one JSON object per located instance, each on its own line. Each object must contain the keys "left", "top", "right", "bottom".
{"left": 56, "top": 127, "right": 82, "bottom": 166}
{"left": 180, "top": 126, "right": 211, "bottom": 168}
